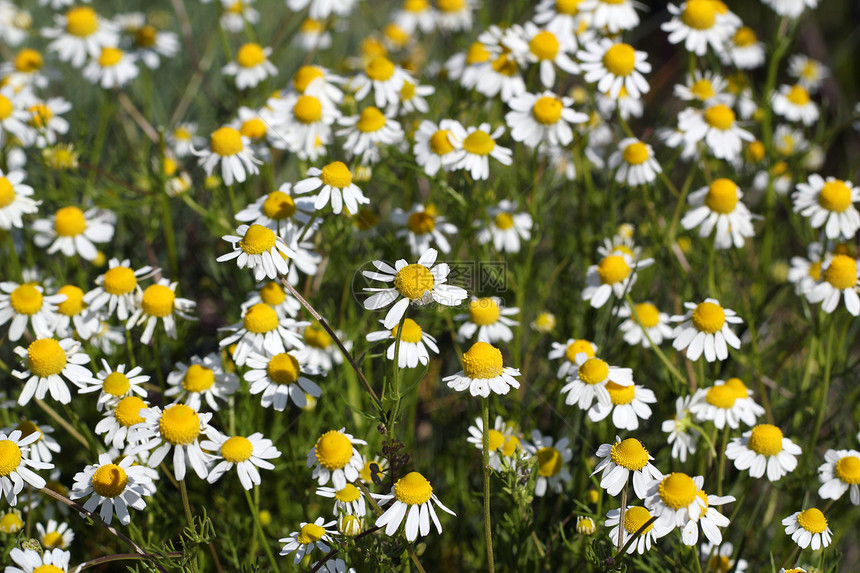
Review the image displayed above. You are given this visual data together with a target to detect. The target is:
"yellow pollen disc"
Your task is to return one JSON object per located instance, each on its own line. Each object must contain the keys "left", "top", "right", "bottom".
{"left": 243, "top": 303, "right": 279, "bottom": 334}
{"left": 365, "top": 55, "right": 395, "bottom": 81}
{"left": 602, "top": 0, "right": 627, "bottom": 4}
{"left": 681, "top": 0, "right": 717, "bottom": 30}
{"left": 487, "top": 429, "right": 505, "bottom": 451}
{"left": 42, "top": 531, "right": 65, "bottom": 548}
{"left": 704, "top": 104, "right": 735, "bottom": 130}
{"left": 336, "top": 483, "right": 361, "bottom": 502}
{"left": 835, "top": 456, "right": 860, "bottom": 484}
{"left": 141, "top": 284, "right": 175, "bottom": 318}
{"left": 103, "top": 372, "right": 131, "bottom": 396}
{"left": 786, "top": 85, "right": 810, "bottom": 106}
{"left": 723, "top": 377, "right": 748, "bottom": 399}
{"left": 114, "top": 396, "right": 146, "bottom": 427}
{"left": 709, "top": 555, "right": 732, "bottom": 573}
{"left": 578, "top": 357, "right": 609, "bottom": 385}
{"left": 623, "top": 506, "right": 654, "bottom": 534}
{"left": 259, "top": 281, "right": 287, "bottom": 306}
{"left": 405, "top": 0, "right": 429, "bottom": 11}
{"left": 320, "top": 161, "right": 353, "bottom": 188}
{"left": 391, "top": 318, "right": 423, "bottom": 343}
{"left": 10, "top": 284, "right": 43, "bottom": 315}
{"left": 53, "top": 206, "right": 87, "bottom": 237}
{"left": 27, "top": 339, "right": 67, "bottom": 378}
{"left": 705, "top": 178, "right": 739, "bottom": 214}
{"left": 399, "top": 81, "right": 416, "bottom": 101}
{"left": 15, "top": 421, "right": 42, "bottom": 441}
{"left": 462, "top": 341, "right": 504, "bottom": 379}
{"left": 633, "top": 302, "right": 660, "bottom": 328}
{"left": 602, "top": 43, "right": 636, "bottom": 77}
{"left": 98, "top": 47, "right": 123, "bottom": 67}
{"left": 221, "top": 436, "right": 254, "bottom": 463}
{"left": 240, "top": 118, "right": 266, "bottom": 140}
{"left": 607, "top": 381, "right": 635, "bottom": 405}
{"left": 529, "top": 31, "right": 559, "bottom": 61}
{"left": 183, "top": 364, "right": 215, "bottom": 392}
{"left": 163, "top": 157, "right": 178, "bottom": 176}
{"left": 501, "top": 435, "right": 521, "bottom": 457}
{"left": 532, "top": 95, "right": 563, "bottom": 125}
{"left": 690, "top": 78, "right": 715, "bottom": 101}
{"left": 293, "top": 66, "right": 325, "bottom": 93}
{"left": 622, "top": 141, "right": 649, "bottom": 165}
{"left": 15, "top": 49, "right": 43, "bottom": 73}
{"left": 747, "top": 140, "right": 765, "bottom": 162}
{"left": 102, "top": 266, "right": 137, "bottom": 295}
{"left": 597, "top": 254, "right": 631, "bottom": 285}
{"left": 395, "top": 471, "right": 433, "bottom": 504}
{"left": 796, "top": 508, "right": 828, "bottom": 534}
{"left": 210, "top": 126, "right": 244, "bottom": 156}
{"left": 658, "top": 473, "right": 698, "bottom": 509}
{"left": 267, "top": 352, "right": 300, "bottom": 384}
{"left": 747, "top": 424, "right": 784, "bottom": 456}
{"left": 610, "top": 438, "right": 649, "bottom": 470}
{"left": 65, "top": 6, "right": 98, "bottom": 37}
{"left": 158, "top": 404, "right": 200, "bottom": 445}
{"left": 0, "top": 177, "right": 14, "bottom": 208}
{"left": 0, "top": 440, "right": 23, "bottom": 476}
{"left": 29, "top": 104, "right": 53, "bottom": 128}
{"left": 356, "top": 106, "right": 386, "bottom": 133}
{"left": 705, "top": 385, "right": 737, "bottom": 409}
{"left": 315, "top": 430, "right": 354, "bottom": 470}
{"left": 385, "top": 24, "right": 410, "bottom": 46}
{"left": 293, "top": 95, "right": 323, "bottom": 124}
{"left": 437, "top": 0, "right": 465, "bottom": 12}
{"left": 536, "top": 446, "right": 562, "bottom": 477}
{"left": 465, "top": 42, "right": 491, "bottom": 65}
{"left": 817, "top": 180, "right": 852, "bottom": 213}
{"left": 494, "top": 212, "right": 514, "bottom": 230}
{"left": 733, "top": 26, "right": 757, "bottom": 46}
{"left": 91, "top": 463, "right": 128, "bottom": 498}
{"left": 491, "top": 53, "right": 518, "bottom": 76}
{"left": 239, "top": 224, "right": 277, "bottom": 255}
{"left": 565, "top": 340, "right": 595, "bottom": 363}
{"left": 303, "top": 323, "right": 332, "bottom": 348}
{"left": 258, "top": 193, "right": 296, "bottom": 223}
{"left": 33, "top": 566, "right": 64, "bottom": 573}
{"left": 300, "top": 17, "right": 324, "bottom": 32}
{"left": 0, "top": 97, "right": 12, "bottom": 121}
{"left": 407, "top": 211, "right": 435, "bottom": 235}
{"left": 823, "top": 254, "right": 858, "bottom": 290}
{"left": 691, "top": 302, "right": 725, "bottom": 334}
{"left": 394, "top": 263, "right": 434, "bottom": 300}
{"left": 297, "top": 523, "right": 326, "bottom": 545}
{"left": 469, "top": 298, "right": 500, "bottom": 326}
{"left": 429, "top": 130, "right": 454, "bottom": 155}
{"left": 135, "top": 25, "right": 157, "bottom": 47}
{"left": 556, "top": 0, "right": 583, "bottom": 15}
{"left": 237, "top": 43, "right": 266, "bottom": 68}
{"left": 463, "top": 130, "right": 496, "bottom": 155}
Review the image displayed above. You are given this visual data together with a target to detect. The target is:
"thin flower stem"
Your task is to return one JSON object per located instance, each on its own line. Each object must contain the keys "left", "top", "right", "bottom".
{"left": 481, "top": 397, "right": 495, "bottom": 573}
{"left": 612, "top": 515, "right": 657, "bottom": 561}
{"left": 3, "top": 230, "right": 22, "bottom": 282}
{"left": 179, "top": 478, "right": 200, "bottom": 573}
{"left": 355, "top": 481, "right": 428, "bottom": 573}
{"left": 34, "top": 399, "right": 88, "bottom": 448}
{"left": 717, "top": 424, "right": 730, "bottom": 497}
{"left": 389, "top": 313, "right": 407, "bottom": 429}
{"left": 71, "top": 552, "right": 182, "bottom": 571}
{"left": 624, "top": 294, "right": 687, "bottom": 388}
{"left": 617, "top": 485, "right": 628, "bottom": 555}
{"left": 244, "top": 487, "right": 280, "bottom": 572}
{"left": 809, "top": 315, "right": 835, "bottom": 456}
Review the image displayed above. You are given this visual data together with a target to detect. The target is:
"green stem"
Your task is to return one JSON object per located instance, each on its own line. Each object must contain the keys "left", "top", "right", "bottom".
{"left": 244, "top": 487, "right": 279, "bottom": 572}
{"left": 3, "top": 230, "right": 22, "bottom": 282}
{"left": 624, "top": 294, "right": 686, "bottom": 388}
{"left": 481, "top": 397, "right": 495, "bottom": 573}
{"left": 160, "top": 193, "right": 179, "bottom": 279}
{"left": 716, "top": 424, "right": 730, "bottom": 496}
{"left": 179, "top": 478, "right": 200, "bottom": 573}
{"left": 808, "top": 316, "right": 835, "bottom": 456}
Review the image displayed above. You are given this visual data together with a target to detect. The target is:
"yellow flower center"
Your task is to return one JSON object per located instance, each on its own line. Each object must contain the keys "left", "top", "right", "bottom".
{"left": 91, "top": 463, "right": 128, "bottom": 498}
{"left": 747, "top": 424, "right": 784, "bottom": 456}
{"left": 135, "top": 25, "right": 157, "bottom": 48}
{"left": 240, "top": 118, "right": 267, "bottom": 140}
{"left": 356, "top": 106, "right": 386, "bottom": 133}
{"left": 29, "top": 104, "right": 53, "bottom": 128}
{"left": 141, "top": 284, "right": 175, "bottom": 318}
{"left": 14, "top": 49, "right": 43, "bottom": 73}
{"left": 395, "top": 471, "right": 433, "bottom": 505}
{"left": 623, "top": 506, "right": 654, "bottom": 534}
{"left": 607, "top": 381, "right": 635, "bottom": 405}
{"left": 704, "top": 104, "right": 735, "bottom": 130}
{"left": 723, "top": 377, "right": 748, "bottom": 399}
{"left": 294, "top": 95, "right": 323, "bottom": 124}
{"left": 0, "top": 441, "right": 22, "bottom": 476}
{"left": 182, "top": 364, "right": 214, "bottom": 392}
{"left": 529, "top": 31, "right": 559, "bottom": 61}
{"left": 158, "top": 404, "right": 200, "bottom": 445}
{"left": 709, "top": 555, "right": 732, "bottom": 573}
{"left": 33, "top": 567, "right": 64, "bottom": 573}
{"left": 10, "top": 284, "right": 43, "bottom": 316}
{"left": 465, "top": 42, "right": 491, "bottom": 65}
{"left": 597, "top": 254, "right": 631, "bottom": 285}
{"left": 565, "top": 340, "right": 595, "bottom": 363}
{"left": 0, "top": 97, "right": 12, "bottom": 122}
{"left": 463, "top": 130, "right": 496, "bottom": 156}
{"left": 705, "top": 178, "right": 739, "bottom": 214}
{"left": 258, "top": 192, "right": 296, "bottom": 222}
{"left": 243, "top": 303, "right": 279, "bottom": 334}
{"left": 293, "top": 66, "right": 324, "bottom": 93}
{"left": 98, "top": 47, "right": 123, "bottom": 68}
{"left": 103, "top": 266, "right": 137, "bottom": 295}
{"left": 303, "top": 323, "right": 332, "bottom": 348}
{"left": 406, "top": 212, "right": 435, "bottom": 236}
{"left": 835, "top": 456, "right": 860, "bottom": 484}
{"left": 462, "top": 341, "right": 504, "bottom": 379}
{"left": 469, "top": 298, "right": 500, "bottom": 326}
{"left": 405, "top": 0, "right": 429, "bottom": 11}
{"left": 114, "top": 396, "right": 146, "bottom": 427}
{"left": 747, "top": 140, "right": 765, "bottom": 162}
{"left": 733, "top": 26, "right": 757, "bottom": 47}
{"left": 297, "top": 523, "right": 326, "bottom": 545}
{"left": 823, "top": 254, "right": 858, "bottom": 289}
{"left": 578, "top": 357, "right": 609, "bottom": 385}
{"left": 103, "top": 371, "right": 131, "bottom": 396}
{"left": 532, "top": 95, "right": 563, "bottom": 125}
{"left": 210, "top": 126, "right": 244, "bottom": 156}
{"left": 429, "top": 129, "right": 454, "bottom": 156}
{"left": 236, "top": 43, "right": 266, "bottom": 68}
{"left": 65, "top": 6, "right": 98, "bottom": 37}
{"left": 0, "top": 177, "right": 18, "bottom": 209}
{"left": 221, "top": 436, "right": 254, "bottom": 463}
{"left": 817, "top": 180, "right": 852, "bottom": 213}
{"left": 622, "top": 141, "right": 649, "bottom": 165}
{"left": 610, "top": 438, "right": 650, "bottom": 470}
{"left": 267, "top": 352, "right": 301, "bottom": 384}
{"left": 315, "top": 430, "right": 354, "bottom": 470}
{"left": 335, "top": 483, "right": 361, "bottom": 502}
{"left": 42, "top": 531, "right": 65, "bottom": 548}
{"left": 689, "top": 79, "right": 715, "bottom": 101}
{"left": 28, "top": 339, "right": 67, "bottom": 378}
{"left": 259, "top": 281, "right": 287, "bottom": 305}
{"left": 491, "top": 53, "right": 518, "bottom": 77}
{"left": 494, "top": 212, "right": 514, "bottom": 230}
{"left": 394, "top": 263, "right": 434, "bottom": 300}
{"left": 391, "top": 318, "right": 423, "bottom": 344}
{"left": 487, "top": 429, "right": 506, "bottom": 451}
{"left": 658, "top": 472, "right": 698, "bottom": 509}
{"left": 681, "top": 0, "right": 717, "bottom": 30}
{"left": 437, "top": 0, "right": 465, "bottom": 12}
{"left": 633, "top": 302, "right": 660, "bottom": 328}
{"left": 691, "top": 302, "right": 725, "bottom": 334}
{"left": 796, "top": 508, "right": 828, "bottom": 534}
{"left": 786, "top": 84, "right": 810, "bottom": 106}
{"left": 602, "top": 43, "right": 636, "bottom": 77}
{"left": 239, "top": 224, "right": 277, "bottom": 255}
{"left": 501, "top": 435, "right": 521, "bottom": 457}
{"left": 556, "top": 0, "right": 583, "bottom": 15}
{"left": 536, "top": 447, "right": 562, "bottom": 477}
{"left": 226, "top": 0, "right": 244, "bottom": 14}
{"left": 706, "top": 385, "right": 742, "bottom": 410}
{"left": 365, "top": 55, "right": 395, "bottom": 81}
{"left": 53, "top": 206, "right": 87, "bottom": 237}
{"left": 399, "top": 80, "right": 416, "bottom": 100}
{"left": 0, "top": 510, "right": 24, "bottom": 533}
{"left": 319, "top": 161, "right": 353, "bottom": 189}
{"left": 15, "top": 420, "right": 42, "bottom": 441}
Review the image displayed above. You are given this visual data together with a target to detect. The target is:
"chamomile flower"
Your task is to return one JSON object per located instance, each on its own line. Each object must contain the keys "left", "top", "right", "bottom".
{"left": 576, "top": 516, "right": 596, "bottom": 535}
{"left": 609, "top": 138, "right": 661, "bottom": 186}
{"left": 362, "top": 247, "right": 468, "bottom": 329}
{"left": 451, "top": 123, "right": 512, "bottom": 180}
{"left": 678, "top": 104, "right": 754, "bottom": 161}
{"left": 0, "top": 48, "right": 49, "bottom": 92}
{"left": 466, "top": 415, "right": 521, "bottom": 471}
{"left": 220, "top": 0, "right": 259, "bottom": 32}
{"left": 582, "top": 250, "right": 654, "bottom": 309}
{"left": 510, "top": 23, "right": 580, "bottom": 88}
{"left": 218, "top": 303, "right": 307, "bottom": 366}
{"left": 616, "top": 301, "right": 673, "bottom": 348}
{"left": 52, "top": 284, "right": 98, "bottom": 339}
{"left": 32, "top": 206, "right": 115, "bottom": 261}
{"left": 222, "top": 42, "right": 276, "bottom": 89}
{"left": 435, "top": 0, "right": 474, "bottom": 31}
{"left": 662, "top": 0, "right": 736, "bottom": 56}
{"left": 3, "top": 420, "right": 60, "bottom": 464}
{"left": 700, "top": 542, "right": 748, "bottom": 573}
{"left": 393, "top": 0, "right": 435, "bottom": 34}
{"left": 793, "top": 175, "right": 860, "bottom": 240}
{"left": 524, "top": 430, "right": 572, "bottom": 496}
{"left": 579, "top": 39, "right": 651, "bottom": 100}
{"left": 94, "top": 395, "right": 148, "bottom": 449}
{"left": 0, "top": 429, "right": 53, "bottom": 505}
{"left": 455, "top": 297, "right": 519, "bottom": 344}
{"left": 606, "top": 506, "right": 670, "bottom": 554}
{"left": 394, "top": 80, "right": 434, "bottom": 115}
{"left": 243, "top": 280, "right": 302, "bottom": 319}
{"left": 671, "top": 299, "right": 742, "bottom": 362}
{"left": 782, "top": 508, "right": 832, "bottom": 549}
{"left": 83, "top": 46, "right": 139, "bottom": 88}
{"left": 443, "top": 341, "right": 521, "bottom": 398}
{"left": 317, "top": 483, "right": 367, "bottom": 517}
{"left": 592, "top": 436, "right": 662, "bottom": 498}
{"left": 194, "top": 126, "right": 261, "bottom": 185}
{"left": 475, "top": 199, "right": 532, "bottom": 253}
{"left": 12, "top": 338, "right": 93, "bottom": 406}
{"left": 270, "top": 92, "right": 338, "bottom": 159}
{"left": 0, "top": 169, "right": 38, "bottom": 230}
{"left": 294, "top": 18, "right": 331, "bottom": 51}
{"left": 351, "top": 55, "right": 410, "bottom": 109}
{"left": 682, "top": 178, "right": 756, "bottom": 249}
{"left": 761, "top": 0, "right": 818, "bottom": 19}
{"left": 506, "top": 91, "right": 586, "bottom": 148}
{"left": 674, "top": 71, "right": 729, "bottom": 104}
{"left": 165, "top": 354, "right": 239, "bottom": 411}
{"left": 36, "top": 519, "right": 74, "bottom": 550}
{"left": 202, "top": 429, "right": 280, "bottom": 490}
{"left": 43, "top": 6, "right": 119, "bottom": 68}
{"left": 412, "top": 119, "right": 464, "bottom": 176}
{"left": 0, "top": 282, "right": 65, "bottom": 341}
{"left": 548, "top": 338, "right": 597, "bottom": 379}
{"left": 307, "top": 429, "right": 367, "bottom": 490}
{"left": 366, "top": 318, "right": 439, "bottom": 369}
{"left": 818, "top": 449, "right": 860, "bottom": 505}
{"left": 375, "top": 471, "right": 455, "bottom": 541}
{"left": 294, "top": 161, "right": 368, "bottom": 215}
{"left": 293, "top": 322, "right": 348, "bottom": 374}
{"left": 788, "top": 242, "right": 824, "bottom": 295}
{"left": 643, "top": 472, "right": 707, "bottom": 531}
{"left": 788, "top": 55, "right": 829, "bottom": 90}
{"left": 725, "top": 423, "right": 801, "bottom": 481}
{"left": 79, "top": 360, "right": 148, "bottom": 411}
{"left": 168, "top": 123, "right": 204, "bottom": 157}
{"left": 392, "top": 203, "right": 457, "bottom": 256}
{"left": 689, "top": 379, "right": 762, "bottom": 429}
{"left": 84, "top": 259, "right": 155, "bottom": 321}
{"left": 663, "top": 395, "right": 699, "bottom": 462}
{"left": 533, "top": 0, "right": 592, "bottom": 44}
{"left": 580, "top": 0, "right": 642, "bottom": 32}
{"left": 588, "top": 382, "right": 656, "bottom": 430}
{"left": 279, "top": 517, "right": 338, "bottom": 564}
{"left": 217, "top": 224, "right": 298, "bottom": 281}
{"left": 682, "top": 489, "right": 734, "bottom": 545}
{"left": 126, "top": 279, "right": 196, "bottom": 344}
{"left": 20, "top": 98, "right": 73, "bottom": 149}
{"left": 772, "top": 84, "right": 819, "bottom": 125}
{"left": 70, "top": 454, "right": 152, "bottom": 525}
{"left": 5, "top": 548, "right": 70, "bottom": 573}
{"left": 0, "top": 89, "right": 30, "bottom": 146}
{"left": 337, "top": 106, "right": 404, "bottom": 163}
{"left": 245, "top": 350, "right": 322, "bottom": 410}
{"left": 127, "top": 403, "right": 213, "bottom": 480}
{"left": 807, "top": 254, "right": 860, "bottom": 315}
{"left": 725, "top": 27, "right": 765, "bottom": 69}
{"left": 129, "top": 23, "right": 179, "bottom": 69}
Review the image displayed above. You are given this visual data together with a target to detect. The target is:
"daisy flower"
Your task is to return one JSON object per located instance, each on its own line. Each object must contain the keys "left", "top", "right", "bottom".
{"left": 609, "top": 138, "right": 661, "bottom": 186}
{"left": 549, "top": 339, "right": 597, "bottom": 381}
{"left": 36, "top": 519, "right": 74, "bottom": 550}
{"left": 510, "top": 23, "right": 580, "bottom": 88}
{"left": 3, "top": 420, "right": 60, "bottom": 464}
{"left": 270, "top": 92, "right": 338, "bottom": 159}
{"left": 279, "top": 517, "right": 337, "bottom": 564}
{"left": 818, "top": 449, "right": 860, "bottom": 505}
{"left": 351, "top": 55, "right": 411, "bottom": 109}
{"left": 592, "top": 436, "right": 662, "bottom": 498}
{"left": 293, "top": 161, "right": 368, "bottom": 215}
{"left": 362, "top": 247, "right": 468, "bottom": 329}
{"left": 32, "top": 206, "right": 115, "bottom": 261}
{"left": 0, "top": 429, "right": 53, "bottom": 505}
{"left": 202, "top": 429, "right": 280, "bottom": 490}
{"left": 0, "top": 282, "right": 65, "bottom": 341}
{"left": 434, "top": 0, "right": 474, "bottom": 31}
{"left": 661, "top": 0, "right": 736, "bottom": 56}
{"left": 129, "top": 23, "right": 179, "bottom": 69}
{"left": 294, "top": 18, "right": 331, "bottom": 51}
{"left": 782, "top": 508, "right": 832, "bottom": 550}
{"left": 678, "top": 103, "right": 754, "bottom": 161}
{"left": 317, "top": 483, "right": 367, "bottom": 517}
{"left": 293, "top": 322, "right": 348, "bottom": 374}
{"left": 533, "top": 0, "right": 592, "bottom": 44}
{"left": 788, "top": 242, "right": 824, "bottom": 295}
{"left": 94, "top": 395, "right": 149, "bottom": 449}
{"left": 126, "top": 278, "right": 196, "bottom": 344}
{"left": 128, "top": 403, "right": 213, "bottom": 480}
{"left": 451, "top": 123, "right": 512, "bottom": 180}
{"left": 366, "top": 318, "right": 439, "bottom": 369}
{"left": 725, "top": 26, "right": 765, "bottom": 69}
{"left": 663, "top": 396, "right": 699, "bottom": 463}
{"left": 194, "top": 126, "right": 261, "bottom": 186}
{"left": 245, "top": 350, "right": 321, "bottom": 410}
{"left": 79, "top": 360, "right": 149, "bottom": 411}
{"left": 523, "top": 430, "right": 572, "bottom": 496}
{"left": 793, "top": 175, "right": 860, "bottom": 240}
{"left": 455, "top": 297, "right": 519, "bottom": 344}
{"left": 475, "top": 199, "right": 533, "bottom": 254}
{"left": 43, "top": 6, "right": 119, "bottom": 68}
{"left": 788, "top": 54, "right": 829, "bottom": 90}
{"left": 772, "top": 84, "right": 819, "bottom": 125}
{"left": 84, "top": 258, "right": 155, "bottom": 322}
{"left": 0, "top": 89, "right": 31, "bottom": 146}
{"left": 475, "top": 48, "right": 527, "bottom": 103}
{"left": 5, "top": 548, "right": 70, "bottom": 573}
{"left": 689, "top": 379, "right": 763, "bottom": 429}
{"left": 682, "top": 489, "right": 734, "bottom": 545}
{"left": 0, "top": 168, "right": 39, "bottom": 230}
{"left": 222, "top": 42, "right": 277, "bottom": 89}
{"left": 576, "top": 516, "right": 596, "bottom": 535}
{"left": 700, "top": 542, "right": 748, "bottom": 573}
{"left": 220, "top": 0, "right": 260, "bottom": 32}
{"left": 12, "top": 338, "right": 93, "bottom": 406}
{"left": 0, "top": 48, "right": 49, "bottom": 92}
{"left": 52, "top": 284, "right": 98, "bottom": 340}
{"left": 307, "top": 429, "right": 367, "bottom": 490}
{"left": 582, "top": 250, "right": 654, "bottom": 309}
{"left": 578, "top": 39, "right": 651, "bottom": 100}
{"left": 70, "top": 454, "right": 153, "bottom": 525}
{"left": 761, "top": 0, "right": 818, "bottom": 19}
{"left": 588, "top": 382, "right": 656, "bottom": 431}
{"left": 392, "top": 203, "right": 458, "bottom": 256}
{"left": 671, "top": 298, "right": 742, "bottom": 362}
{"left": 165, "top": 353, "right": 239, "bottom": 411}
{"left": 682, "top": 178, "right": 756, "bottom": 249}
{"left": 725, "top": 423, "right": 801, "bottom": 481}
{"left": 443, "top": 341, "right": 521, "bottom": 398}
{"left": 288, "top": 0, "right": 360, "bottom": 19}
{"left": 243, "top": 280, "right": 302, "bottom": 319}
{"left": 412, "top": 119, "right": 464, "bottom": 176}
{"left": 168, "top": 122, "right": 204, "bottom": 157}
{"left": 20, "top": 98, "right": 73, "bottom": 149}
{"left": 394, "top": 0, "right": 435, "bottom": 34}
{"left": 375, "top": 471, "right": 455, "bottom": 541}
{"left": 393, "top": 79, "right": 434, "bottom": 115}
{"left": 466, "top": 415, "right": 521, "bottom": 471}
{"left": 606, "top": 506, "right": 670, "bottom": 554}
{"left": 643, "top": 472, "right": 706, "bottom": 531}
{"left": 579, "top": 0, "right": 643, "bottom": 33}
{"left": 218, "top": 303, "right": 307, "bottom": 366}
{"left": 290, "top": 64, "right": 345, "bottom": 106}
{"left": 506, "top": 91, "right": 586, "bottom": 148}
{"left": 616, "top": 301, "right": 673, "bottom": 348}
{"left": 216, "top": 224, "right": 298, "bottom": 281}
{"left": 806, "top": 253, "right": 860, "bottom": 316}
{"left": 83, "top": 46, "right": 139, "bottom": 88}
{"left": 337, "top": 106, "right": 404, "bottom": 163}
